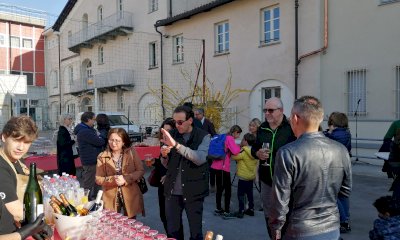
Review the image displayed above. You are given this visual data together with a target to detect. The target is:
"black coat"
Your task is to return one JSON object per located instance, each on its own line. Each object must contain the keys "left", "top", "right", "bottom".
{"left": 57, "top": 126, "right": 76, "bottom": 175}
{"left": 201, "top": 118, "right": 217, "bottom": 136}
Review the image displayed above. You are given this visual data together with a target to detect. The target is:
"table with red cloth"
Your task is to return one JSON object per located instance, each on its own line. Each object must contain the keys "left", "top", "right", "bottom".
{"left": 24, "top": 146, "right": 160, "bottom": 172}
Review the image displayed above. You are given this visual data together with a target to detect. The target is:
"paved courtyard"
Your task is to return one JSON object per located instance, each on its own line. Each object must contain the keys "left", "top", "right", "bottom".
{"left": 39, "top": 130, "right": 392, "bottom": 239}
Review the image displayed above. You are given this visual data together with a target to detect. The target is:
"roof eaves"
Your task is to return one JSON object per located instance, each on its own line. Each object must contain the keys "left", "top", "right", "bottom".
{"left": 52, "top": 0, "right": 78, "bottom": 31}
{"left": 155, "top": 0, "right": 235, "bottom": 27}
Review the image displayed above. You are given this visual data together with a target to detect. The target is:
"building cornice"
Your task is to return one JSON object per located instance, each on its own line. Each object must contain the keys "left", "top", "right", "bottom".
{"left": 52, "top": 0, "right": 77, "bottom": 31}
{"left": 155, "top": 0, "right": 235, "bottom": 27}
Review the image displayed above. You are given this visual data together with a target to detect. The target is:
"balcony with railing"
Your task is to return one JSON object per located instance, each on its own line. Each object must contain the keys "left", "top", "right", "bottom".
{"left": 65, "top": 69, "right": 134, "bottom": 94}
{"left": 68, "top": 11, "right": 133, "bottom": 53}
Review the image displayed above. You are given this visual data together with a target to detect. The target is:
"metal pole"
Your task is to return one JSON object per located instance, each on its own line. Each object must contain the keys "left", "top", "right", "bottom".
{"left": 202, "top": 39, "right": 206, "bottom": 104}
{"left": 155, "top": 25, "right": 165, "bottom": 118}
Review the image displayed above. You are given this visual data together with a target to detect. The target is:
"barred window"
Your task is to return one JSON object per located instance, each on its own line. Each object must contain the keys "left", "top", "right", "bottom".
{"left": 347, "top": 69, "right": 367, "bottom": 116}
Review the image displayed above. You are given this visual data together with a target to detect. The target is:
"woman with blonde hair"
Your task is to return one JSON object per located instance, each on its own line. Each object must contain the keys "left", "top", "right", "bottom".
{"left": 96, "top": 128, "right": 145, "bottom": 218}
{"left": 248, "top": 118, "right": 261, "bottom": 137}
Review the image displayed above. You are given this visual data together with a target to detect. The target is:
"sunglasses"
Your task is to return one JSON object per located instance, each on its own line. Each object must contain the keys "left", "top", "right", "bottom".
{"left": 175, "top": 119, "right": 188, "bottom": 126}
{"left": 263, "top": 108, "right": 280, "bottom": 113}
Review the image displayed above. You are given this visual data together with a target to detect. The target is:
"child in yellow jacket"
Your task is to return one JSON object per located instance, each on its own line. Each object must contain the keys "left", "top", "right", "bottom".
{"left": 231, "top": 133, "right": 258, "bottom": 218}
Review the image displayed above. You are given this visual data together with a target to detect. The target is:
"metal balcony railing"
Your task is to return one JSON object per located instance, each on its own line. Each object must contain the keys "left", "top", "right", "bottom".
{"left": 68, "top": 11, "right": 133, "bottom": 52}
{"left": 65, "top": 69, "right": 134, "bottom": 94}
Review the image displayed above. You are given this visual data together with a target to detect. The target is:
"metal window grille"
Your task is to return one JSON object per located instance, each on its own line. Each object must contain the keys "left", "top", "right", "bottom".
{"left": 149, "top": 0, "right": 158, "bottom": 12}
{"left": 347, "top": 69, "right": 367, "bottom": 116}
{"left": 117, "top": 90, "right": 124, "bottom": 110}
{"left": 69, "top": 66, "right": 74, "bottom": 85}
{"left": 396, "top": 66, "right": 400, "bottom": 118}
{"left": 98, "top": 46, "right": 104, "bottom": 64}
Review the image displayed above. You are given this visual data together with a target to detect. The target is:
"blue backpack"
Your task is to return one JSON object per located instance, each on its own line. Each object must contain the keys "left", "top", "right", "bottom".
{"left": 207, "top": 134, "right": 227, "bottom": 161}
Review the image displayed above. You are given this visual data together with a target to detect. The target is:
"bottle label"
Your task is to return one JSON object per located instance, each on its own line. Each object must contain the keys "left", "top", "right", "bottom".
{"left": 37, "top": 204, "right": 44, "bottom": 216}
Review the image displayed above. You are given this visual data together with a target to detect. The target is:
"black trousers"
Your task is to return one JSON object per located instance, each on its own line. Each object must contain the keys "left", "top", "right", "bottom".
{"left": 81, "top": 164, "right": 99, "bottom": 201}
{"left": 158, "top": 185, "right": 183, "bottom": 236}
{"left": 215, "top": 170, "right": 231, "bottom": 212}
{"left": 208, "top": 161, "right": 216, "bottom": 187}
{"left": 165, "top": 195, "right": 204, "bottom": 240}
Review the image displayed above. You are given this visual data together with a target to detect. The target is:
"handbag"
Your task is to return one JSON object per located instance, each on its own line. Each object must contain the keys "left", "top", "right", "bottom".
{"left": 138, "top": 177, "right": 148, "bottom": 194}
{"left": 148, "top": 169, "right": 161, "bottom": 187}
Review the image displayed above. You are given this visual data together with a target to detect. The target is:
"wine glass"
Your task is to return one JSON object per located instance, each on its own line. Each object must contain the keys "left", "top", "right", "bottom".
{"left": 261, "top": 142, "right": 270, "bottom": 166}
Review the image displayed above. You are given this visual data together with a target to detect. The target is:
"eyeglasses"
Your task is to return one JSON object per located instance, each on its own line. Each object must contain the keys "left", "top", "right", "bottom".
{"left": 263, "top": 108, "right": 280, "bottom": 113}
{"left": 108, "top": 139, "right": 122, "bottom": 144}
{"left": 175, "top": 120, "right": 187, "bottom": 126}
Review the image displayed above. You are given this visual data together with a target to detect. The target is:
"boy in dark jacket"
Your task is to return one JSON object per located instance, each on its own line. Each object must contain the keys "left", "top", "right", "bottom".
{"left": 369, "top": 196, "right": 400, "bottom": 239}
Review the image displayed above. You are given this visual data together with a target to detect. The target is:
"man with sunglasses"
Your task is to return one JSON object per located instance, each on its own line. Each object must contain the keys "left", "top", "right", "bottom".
{"left": 251, "top": 97, "right": 296, "bottom": 237}
{"left": 268, "top": 96, "right": 352, "bottom": 240}
{"left": 160, "top": 106, "right": 211, "bottom": 240}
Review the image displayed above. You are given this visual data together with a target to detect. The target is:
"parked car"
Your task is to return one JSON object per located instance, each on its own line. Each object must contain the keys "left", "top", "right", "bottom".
{"left": 75, "top": 112, "right": 143, "bottom": 142}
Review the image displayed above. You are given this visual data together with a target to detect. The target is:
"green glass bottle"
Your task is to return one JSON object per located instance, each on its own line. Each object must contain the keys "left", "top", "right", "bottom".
{"left": 23, "top": 163, "right": 43, "bottom": 223}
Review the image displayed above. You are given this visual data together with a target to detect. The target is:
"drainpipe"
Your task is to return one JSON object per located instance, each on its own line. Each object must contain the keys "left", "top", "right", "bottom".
{"left": 155, "top": 24, "right": 165, "bottom": 119}
{"left": 169, "top": 0, "right": 172, "bottom": 17}
{"left": 295, "top": 0, "right": 329, "bottom": 99}
{"left": 55, "top": 31, "right": 62, "bottom": 114}
{"left": 294, "top": 0, "right": 299, "bottom": 99}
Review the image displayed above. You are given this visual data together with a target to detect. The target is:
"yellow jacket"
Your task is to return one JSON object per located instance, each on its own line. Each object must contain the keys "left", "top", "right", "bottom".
{"left": 232, "top": 146, "right": 258, "bottom": 181}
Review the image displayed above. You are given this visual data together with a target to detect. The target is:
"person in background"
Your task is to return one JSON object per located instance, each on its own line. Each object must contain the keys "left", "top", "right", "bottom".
{"left": 369, "top": 195, "right": 400, "bottom": 239}
{"left": 96, "top": 128, "right": 145, "bottom": 218}
{"left": 0, "top": 116, "right": 53, "bottom": 239}
{"left": 269, "top": 96, "right": 352, "bottom": 240}
{"left": 194, "top": 108, "right": 217, "bottom": 192}
{"left": 151, "top": 117, "right": 183, "bottom": 236}
{"left": 324, "top": 112, "right": 352, "bottom": 233}
{"left": 230, "top": 133, "right": 257, "bottom": 219}
{"left": 248, "top": 118, "right": 262, "bottom": 211}
{"left": 251, "top": 97, "right": 296, "bottom": 237}
{"left": 183, "top": 102, "right": 202, "bottom": 128}
{"left": 74, "top": 112, "right": 105, "bottom": 200}
{"left": 194, "top": 108, "right": 217, "bottom": 136}
{"left": 212, "top": 125, "right": 242, "bottom": 219}
{"left": 387, "top": 129, "right": 400, "bottom": 199}
{"left": 248, "top": 118, "right": 261, "bottom": 138}
{"left": 96, "top": 113, "right": 111, "bottom": 150}
{"left": 160, "top": 106, "right": 210, "bottom": 240}
{"left": 57, "top": 113, "right": 76, "bottom": 176}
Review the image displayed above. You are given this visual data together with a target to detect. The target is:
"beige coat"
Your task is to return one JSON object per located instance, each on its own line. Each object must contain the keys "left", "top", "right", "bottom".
{"left": 95, "top": 148, "right": 145, "bottom": 218}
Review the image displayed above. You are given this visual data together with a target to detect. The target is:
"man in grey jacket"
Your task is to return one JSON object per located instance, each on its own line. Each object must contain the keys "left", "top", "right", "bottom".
{"left": 269, "top": 96, "right": 352, "bottom": 240}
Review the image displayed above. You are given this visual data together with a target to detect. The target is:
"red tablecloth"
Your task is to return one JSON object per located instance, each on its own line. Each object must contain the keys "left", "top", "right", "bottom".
{"left": 133, "top": 146, "right": 160, "bottom": 160}
{"left": 24, "top": 155, "right": 82, "bottom": 172}
{"left": 24, "top": 146, "right": 160, "bottom": 172}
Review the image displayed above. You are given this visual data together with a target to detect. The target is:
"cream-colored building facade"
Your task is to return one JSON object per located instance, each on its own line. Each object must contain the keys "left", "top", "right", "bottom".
{"left": 45, "top": 0, "right": 400, "bottom": 148}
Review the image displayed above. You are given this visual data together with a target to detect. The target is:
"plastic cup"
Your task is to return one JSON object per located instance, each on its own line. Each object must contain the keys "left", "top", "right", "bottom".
{"left": 155, "top": 234, "right": 167, "bottom": 240}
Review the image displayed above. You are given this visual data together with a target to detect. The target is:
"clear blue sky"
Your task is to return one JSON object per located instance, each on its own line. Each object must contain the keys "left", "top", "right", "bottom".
{"left": 1, "top": 0, "right": 68, "bottom": 15}
{"left": 1, "top": 0, "right": 68, "bottom": 27}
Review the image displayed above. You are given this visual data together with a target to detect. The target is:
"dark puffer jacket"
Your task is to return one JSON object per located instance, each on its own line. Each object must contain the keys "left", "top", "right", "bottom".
{"left": 74, "top": 123, "right": 105, "bottom": 165}
{"left": 324, "top": 127, "right": 352, "bottom": 154}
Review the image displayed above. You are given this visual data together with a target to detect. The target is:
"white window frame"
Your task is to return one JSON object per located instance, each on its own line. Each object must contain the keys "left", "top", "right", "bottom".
{"left": 149, "top": 41, "right": 158, "bottom": 68}
{"left": 98, "top": 6, "right": 103, "bottom": 22}
{"left": 52, "top": 70, "right": 58, "bottom": 89}
{"left": 173, "top": 35, "right": 184, "bottom": 64}
{"left": 0, "top": 34, "right": 5, "bottom": 46}
{"left": 117, "top": 89, "right": 124, "bottom": 110}
{"left": 261, "top": 5, "right": 280, "bottom": 45}
{"left": 98, "top": 46, "right": 104, "bottom": 64}
{"left": 68, "top": 66, "right": 74, "bottom": 85}
{"left": 99, "top": 92, "right": 105, "bottom": 110}
{"left": 347, "top": 69, "right": 367, "bottom": 116}
{"left": 10, "top": 36, "right": 20, "bottom": 48}
{"left": 117, "top": 0, "right": 123, "bottom": 18}
{"left": 67, "top": 104, "right": 75, "bottom": 114}
{"left": 86, "top": 61, "right": 92, "bottom": 79}
{"left": 22, "top": 38, "right": 33, "bottom": 49}
{"left": 149, "top": 0, "right": 158, "bottom": 13}
{"left": 215, "top": 21, "right": 229, "bottom": 54}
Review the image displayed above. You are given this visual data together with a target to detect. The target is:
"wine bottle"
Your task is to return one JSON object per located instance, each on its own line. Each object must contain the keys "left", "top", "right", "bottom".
{"left": 89, "top": 190, "right": 103, "bottom": 212}
{"left": 59, "top": 193, "right": 78, "bottom": 216}
{"left": 49, "top": 200, "right": 63, "bottom": 215}
{"left": 23, "top": 163, "right": 43, "bottom": 224}
{"left": 50, "top": 195, "right": 69, "bottom": 216}
{"left": 204, "top": 231, "right": 214, "bottom": 240}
